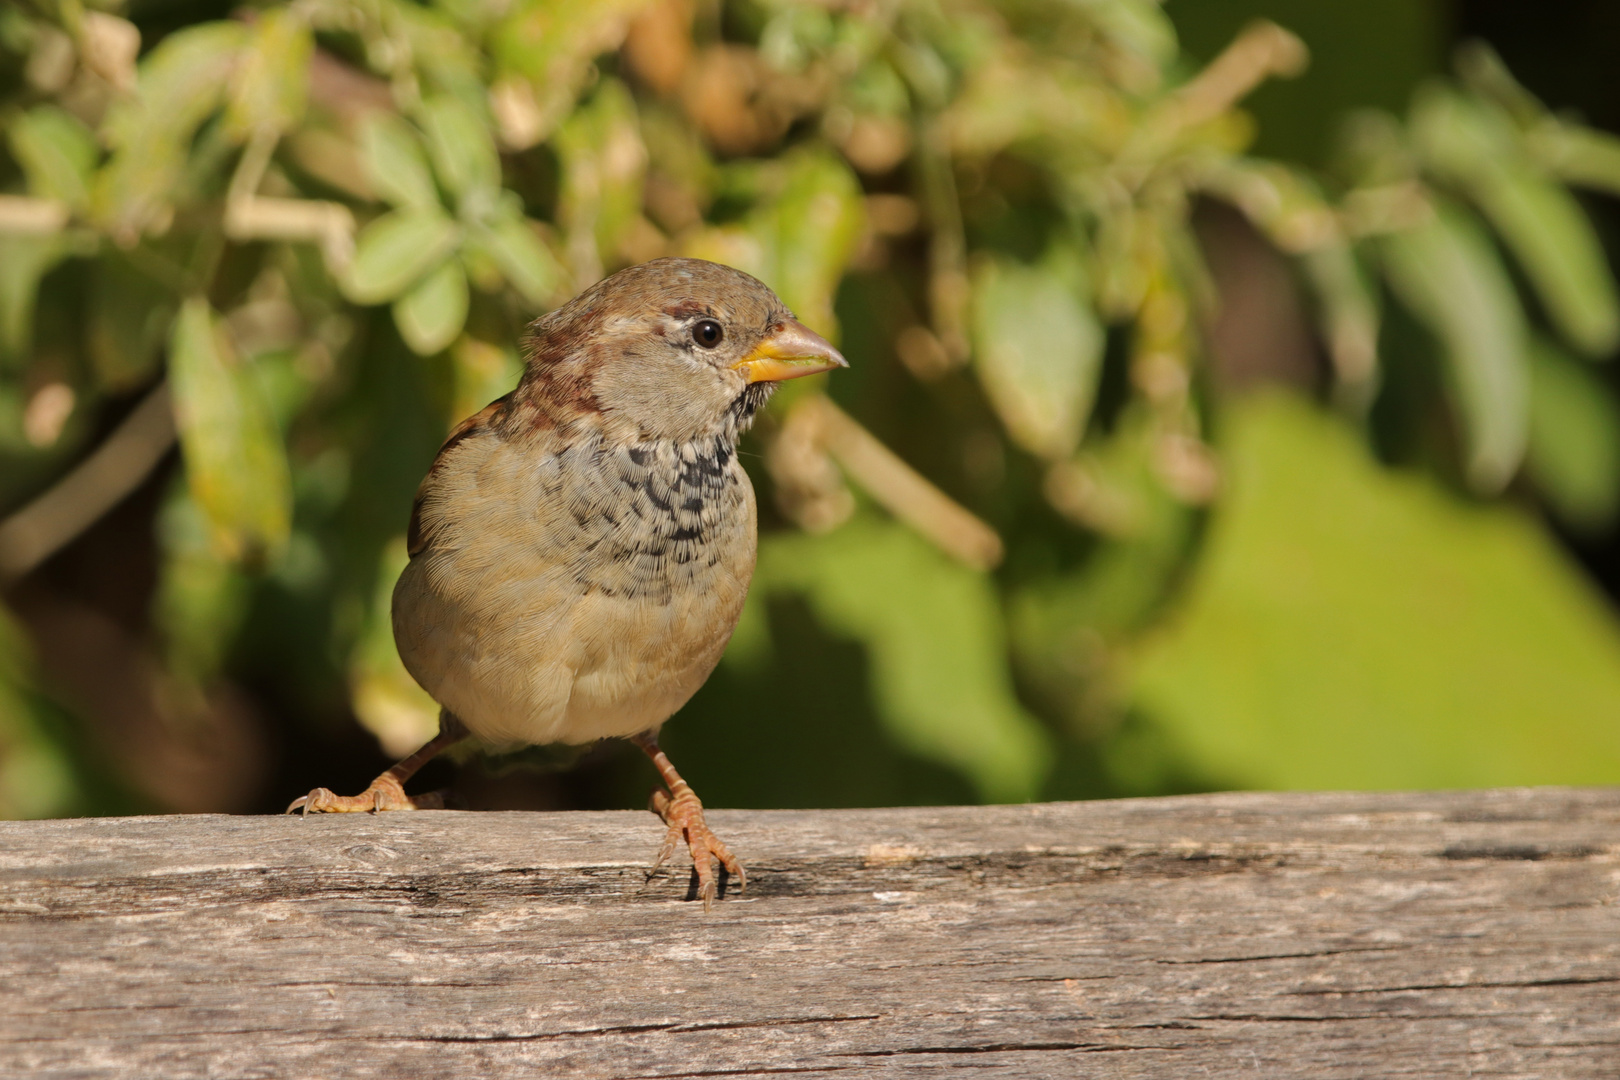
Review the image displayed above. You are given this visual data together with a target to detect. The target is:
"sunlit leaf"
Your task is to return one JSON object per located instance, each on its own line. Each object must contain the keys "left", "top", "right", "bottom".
{"left": 1476, "top": 170, "right": 1620, "bottom": 358}
{"left": 224, "top": 7, "right": 312, "bottom": 139}
{"left": 758, "top": 517, "right": 1052, "bottom": 802}
{"left": 106, "top": 22, "right": 248, "bottom": 145}
{"left": 386, "top": 0, "right": 484, "bottom": 94}
{"left": 1533, "top": 121, "right": 1620, "bottom": 199}
{"left": 417, "top": 93, "right": 502, "bottom": 214}
{"left": 686, "top": 150, "right": 865, "bottom": 342}
{"left": 0, "top": 237, "right": 66, "bottom": 364}
{"left": 764, "top": 151, "right": 867, "bottom": 338}
{"left": 1526, "top": 338, "right": 1620, "bottom": 534}
{"left": 1413, "top": 86, "right": 1620, "bottom": 357}
{"left": 343, "top": 208, "right": 459, "bottom": 305}
{"left": 1381, "top": 201, "right": 1529, "bottom": 492}
{"left": 392, "top": 257, "right": 469, "bottom": 356}
{"left": 96, "top": 21, "right": 246, "bottom": 240}
{"left": 359, "top": 112, "right": 440, "bottom": 211}
{"left": 1131, "top": 392, "right": 1620, "bottom": 789}
{"left": 1300, "top": 242, "right": 1380, "bottom": 404}
{"left": 971, "top": 246, "right": 1104, "bottom": 461}
{"left": 468, "top": 208, "right": 566, "bottom": 306}
{"left": 944, "top": 54, "right": 1126, "bottom": 161}
{"left": 487, "top": 0, "right": 646, "bottom": 147}
{"left": 7, "top": 105, "right": 97, "bottom": 211}
{"left": 153, "top": 487, "right": 251, "bottom": 684}
{"left": 168, "top": 298, "right": 292, "bottom": 562}
{"left": 1012, "top": 410, "right": 1197, "bottom": 731}
{"left": 1090, "top": 0, "right": 1179, "bottom": 71}
{"left": 556, "top": 78, "right": 648, "bottom": 276}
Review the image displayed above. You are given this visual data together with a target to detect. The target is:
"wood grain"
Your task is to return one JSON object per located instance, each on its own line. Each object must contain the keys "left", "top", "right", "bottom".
{"left": 2, "top": 787, "right": 1618, "bottom": 1078}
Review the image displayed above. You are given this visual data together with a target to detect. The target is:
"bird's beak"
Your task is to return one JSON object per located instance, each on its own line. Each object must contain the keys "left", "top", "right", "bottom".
{"left": 731, "top": 320, "right": 848, "bottom": 383}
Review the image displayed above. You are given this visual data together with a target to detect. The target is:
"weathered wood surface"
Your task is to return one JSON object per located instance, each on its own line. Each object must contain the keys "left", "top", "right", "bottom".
{"left": 2, "top": 788, "right": 1618, "bottom": 1078}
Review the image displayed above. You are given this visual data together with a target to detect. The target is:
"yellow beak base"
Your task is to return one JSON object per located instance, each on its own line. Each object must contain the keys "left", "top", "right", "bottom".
{"left": 732, "top": 319, "right": 849, "bottom": 383}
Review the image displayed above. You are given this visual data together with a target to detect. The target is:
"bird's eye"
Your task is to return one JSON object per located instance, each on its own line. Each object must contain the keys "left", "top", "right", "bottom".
{"left": 691, "top": 319, "right": 724, "bottom": 348}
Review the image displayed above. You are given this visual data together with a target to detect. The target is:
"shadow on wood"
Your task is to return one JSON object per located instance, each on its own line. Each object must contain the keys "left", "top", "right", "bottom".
{"left": 2, "top": 787, "right": 1618, "bottom": 1077}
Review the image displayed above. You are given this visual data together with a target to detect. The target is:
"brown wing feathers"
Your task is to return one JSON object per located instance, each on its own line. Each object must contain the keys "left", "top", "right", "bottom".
{"left": 405, "top": 393, "right": 512, "bottom": 559}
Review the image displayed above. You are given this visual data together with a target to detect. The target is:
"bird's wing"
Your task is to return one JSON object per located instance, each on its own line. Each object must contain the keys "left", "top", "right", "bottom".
{"left": 406, "top": 391, "right": 514, "bottom": 559}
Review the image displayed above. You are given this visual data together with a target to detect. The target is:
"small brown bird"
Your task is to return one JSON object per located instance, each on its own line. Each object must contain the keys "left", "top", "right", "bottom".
{"left": 289, "top": 258, "right": 846, "bottom": 907}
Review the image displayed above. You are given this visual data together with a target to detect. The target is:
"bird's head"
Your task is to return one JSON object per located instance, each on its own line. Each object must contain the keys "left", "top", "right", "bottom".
{"left": 517, "top": 257, "right": 846, "bottom": 444}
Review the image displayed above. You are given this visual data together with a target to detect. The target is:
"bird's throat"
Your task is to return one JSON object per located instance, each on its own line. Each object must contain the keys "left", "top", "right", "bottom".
{"left": 729, "top": 382, "right": 776, "bottom": 433}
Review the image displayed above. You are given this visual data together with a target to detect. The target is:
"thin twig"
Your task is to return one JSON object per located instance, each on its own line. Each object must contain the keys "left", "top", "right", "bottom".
{"left": 802, "top": 396, "right": 1004, "bottom": 571}
{"left": 0, "top": 195, "right": 70, "bottom": 235}
{"left": 1167, "top": 21, "right": 1308, "bottom": 132}
{"left": 0, "top": 382, "right": 176, "bottom": 584}
{"left": 224, "top": 127, "right": 357, "bottom": 271}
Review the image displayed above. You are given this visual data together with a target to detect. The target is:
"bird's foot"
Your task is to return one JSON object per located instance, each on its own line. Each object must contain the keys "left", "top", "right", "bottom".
{"left": 286, "top": 775, "right": 447, "bottom": 815}
{"left": 649, "top": 786, "right": 745, "bottom": 911}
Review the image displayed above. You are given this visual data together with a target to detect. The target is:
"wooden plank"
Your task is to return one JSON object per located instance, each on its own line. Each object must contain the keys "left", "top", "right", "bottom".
{"left": 2, "top": 787, "right": 1618, "bottom": 1078}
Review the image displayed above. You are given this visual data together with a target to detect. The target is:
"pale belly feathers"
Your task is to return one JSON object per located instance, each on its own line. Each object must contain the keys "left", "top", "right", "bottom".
{"left": 392, "top": 430, "right": 756, "bottom": 748}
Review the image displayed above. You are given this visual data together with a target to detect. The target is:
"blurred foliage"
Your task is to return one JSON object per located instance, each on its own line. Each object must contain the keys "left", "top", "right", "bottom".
{"left": 1132, "top": 392, "right": 1620, "bottom": 789}
{"left": 4, "top": 0, "right": 1620, "bottom": 819}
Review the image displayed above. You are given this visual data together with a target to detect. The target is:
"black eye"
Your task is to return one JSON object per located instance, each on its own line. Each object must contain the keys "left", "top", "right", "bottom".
{"left": 692, "top": 319, "right": 724, "bottom": 348}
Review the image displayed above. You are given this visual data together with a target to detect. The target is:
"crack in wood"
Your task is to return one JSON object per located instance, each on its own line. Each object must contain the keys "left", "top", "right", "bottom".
{"left": 391, "top": 1015, "right": 884, "bottom": 1043}
{"left": 839, "top": 1042, "right": 1154, "bottom": 1056}
{"left": 1292, "top": 974, "right": 1620, "bottom": 996}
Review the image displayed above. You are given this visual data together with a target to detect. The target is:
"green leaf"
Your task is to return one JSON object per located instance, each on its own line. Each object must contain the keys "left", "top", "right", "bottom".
{"left": 1412, "top": 86, "right": 1620, "bottom": 357}
{"left": 1475, "top": 170, "right": 1620, "bottom": 358}
{"left": 96, "top": 21, "right": 246, "bottom": 240}
{"left": 0, "top": 237, "right": 67, "bottom": 364}
{"left": 758, "top": 518, "right": 1052, "bottom": 802}
{"left": 167, "top": 298, "right": 292, "bottom": 562}
{"left": 468, "top": 210, "right": 565, "bottom": 306}
{"left": 685, "top": 150, "right": 866, "bottom": 342}
{"left": 1011, "top": 410, "right": 1198, "bottom": 731}
{"left": 970, "top": 246, "right": 1104, "bottom": 460}
{"left": 106, "top": 22, "right": 248, "bottom": 146}
{"left": 767, "top": 151, "right": 868, "bottom": 338}
{"left": 1091, "top": 0, "right": 1179, "bottom": 70}
{"left": 1130, "top": 392, "right": 1620, "bottom": 789}
{"left": 7, "top": 105, "right": 97, "bottom": 211}
{"left": 487, "top": 0, "right": 647, "bottom": 147}
{"left": 153, "top": 487, "right": 251, "bottom": 684}
{"left": 1381, "top": 201, "right": 1529, "bottom": 492}
{"left": 0, "top": 604, "right": 80, "bottom": 819}
{"left": 1534, "top": 121, "right": 1620, "bottom": 199}
{"left": 1300, "top": 242, "right": 1380, "bottom": 405}
{"left": 359, "top": 112, "right": 440, "bottom": 211}
{"left": 392, "top": 258, "right": 469, "bottom": 356}
{"left": 556, "top": 78, "right": 648, "bottom": 274}
{"left": 89, "top": 253, "right": 177, "bottom": 391}
{"left": 417, "top": 94, "right": 502, "bottom": 213}
{"left": 343, "top": 208, "right": 459, "bottom": 305}
{"left": 1526, "top": 338, "right": 1620, "bottom": 533}
{"left": 224, "top": 7, "right": 312, "bottom": 138}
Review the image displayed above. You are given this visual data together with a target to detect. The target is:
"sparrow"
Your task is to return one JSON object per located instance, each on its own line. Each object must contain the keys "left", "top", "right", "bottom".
{"left": 288, "top": 257, "right": 847, "bottom": 908}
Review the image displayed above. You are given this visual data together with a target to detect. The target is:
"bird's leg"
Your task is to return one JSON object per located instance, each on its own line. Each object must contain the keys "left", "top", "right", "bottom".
{"left": 631, "top": 730, "right": 745, "bottom": 910}
{"left": 287, "top": 712, "right": 468, "bottom": 815}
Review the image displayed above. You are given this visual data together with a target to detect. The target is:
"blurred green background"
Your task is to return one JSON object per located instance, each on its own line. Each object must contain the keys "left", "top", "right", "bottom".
{"left": 4, "top": 0, "right": 1620, "bottom": 820}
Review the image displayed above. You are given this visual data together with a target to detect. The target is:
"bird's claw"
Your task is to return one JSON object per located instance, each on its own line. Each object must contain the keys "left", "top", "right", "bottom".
{"left": 285, "top": 776, "right": 446, "bottom": 815}
{"left": 648, "top": 787, "right": 745, "bottom": 911}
